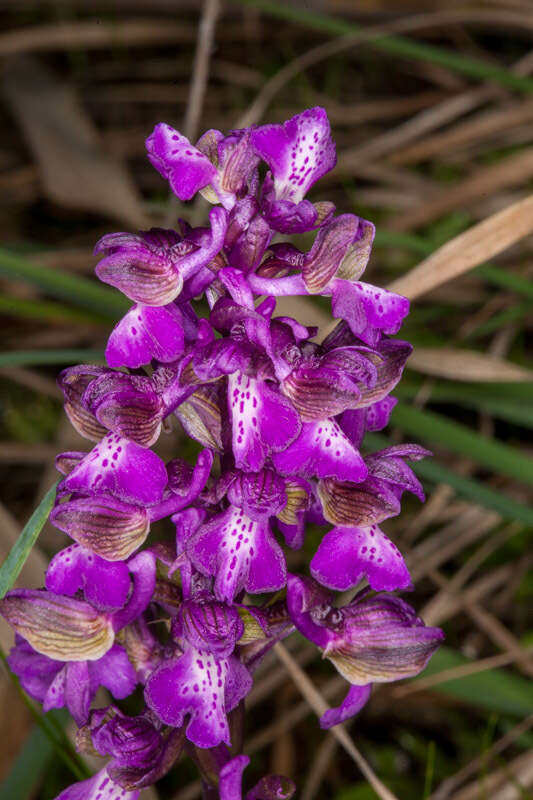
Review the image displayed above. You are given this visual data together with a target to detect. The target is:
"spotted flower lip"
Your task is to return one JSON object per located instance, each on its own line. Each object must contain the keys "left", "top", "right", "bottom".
{"left": 145, "top": 122, "right": 217, "bottom": 201}
{"left": 251, "top": 107, "right": 336, "bottom": 205}
{"left": 105, "top": 303, "right": 186, "bottom": 369}
{"left": 1, "top": 106, "right": 443, "bottom": 799}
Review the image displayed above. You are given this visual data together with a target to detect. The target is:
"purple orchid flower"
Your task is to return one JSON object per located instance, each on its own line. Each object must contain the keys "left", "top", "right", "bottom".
{"left": 54, "top": 767, "right": 141, "bottom": 800}
{"left": 0, "top": 106, "right": 443, "bottom": 799}
{"left": 287, "top": 574, "right": 444, "bottom": 728}
{"left": 95, "top": 211, "right": 227, "bottom": 306}
{"left": 145, "top": 599, "right": 252, "bottom": 748}
{"left": 3, "top": 551, "right": 155, "bottom": 724}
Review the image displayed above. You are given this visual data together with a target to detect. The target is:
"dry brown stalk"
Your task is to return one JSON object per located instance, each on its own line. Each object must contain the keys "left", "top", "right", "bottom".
{"left": 406, "top": 348, "right": 533, "bottom": 382}
{"left": 448, "top": 750, "right": 533, "bottom": 800}
{"left": 389, "top": 96, "right": 533, "bottom": 166}
{"left": 393, "top": 647, "right": 533, "bottom": 698}
{"left": 388, "top": 148, "right": 533, "bottom": 232}
{"left": 0, "top": 19, "right": 197, "bottom": 56}
{"left": 387, "top": 193, "right": 533, "bottom": 299}
{"left": 274, "top": 642, "right": 400, "bottom": 800}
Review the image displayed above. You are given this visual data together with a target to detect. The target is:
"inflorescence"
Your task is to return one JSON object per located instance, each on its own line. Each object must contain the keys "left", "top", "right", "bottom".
{"left": 0, "top": 107, "right": 444, "bottom": 800}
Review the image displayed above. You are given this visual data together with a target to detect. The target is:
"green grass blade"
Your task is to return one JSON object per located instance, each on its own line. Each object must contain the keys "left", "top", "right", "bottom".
{"left": 466, "top": 302, "right": 532, "bottom": 339}
{"left": 0, "top": 248, "right": 129, "bottom": 319}
{"left": 234, "top": 0, "right": 533, "bottom": 94}
{"left": 0, "top": 349, "right": 105, "bottom": 367}
{"left": 0, "top": 482, "right": 57, "bottom": 598}
{"left": 0, "top": 294, "right": 109, "bottom": 325}
{"left": 0, "top": 724, "right": 55, "bottom": 800}
{"left": 420, "top": 647, "right": 533, "bottom": 716}
{"left": 396, "top": 381, "right": 533, "bottom": 429}
{"left": 391, "top": 403, "right": 533, "bottom": 486}
{"left": 365, "top": 433, "right": 533, "bottom": 525}
{"left": 475, "top": 265, "right": 533, "bottom": 301}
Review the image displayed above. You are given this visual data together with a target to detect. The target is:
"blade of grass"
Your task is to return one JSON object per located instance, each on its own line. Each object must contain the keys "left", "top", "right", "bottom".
{"left": 0, "top": 723, "right": 55, "bottom": 800}
{"left": 0, "top": 294, "right": 109, "bottom": 325}
{"left": 0, "top": 482, "right": 57, "bottom": 598}
{"left": 0, "top": 247, "right": 129, "bottom": 319}
{"left": 233, "top": 0, "right": 533, "bottom": 94}
{"left": 391, "top": 403, "right": 533, "bottom": 486}
{"left": 386, "top": 195, "right": 533, "bottom": 300}
{"left": 400, "top": 646, "right": 533, "bottom": 717}
{"left": 396, "top": 381, "right": 533, "bottom": 429}
{"left": 365, "top": 433, "right": 533, "bottom": 525}
{"left": 375, "top": 229, "right": 533, "bottom": 302}
{"left": 0, "top": 349, "right": 105, "bottom": 367}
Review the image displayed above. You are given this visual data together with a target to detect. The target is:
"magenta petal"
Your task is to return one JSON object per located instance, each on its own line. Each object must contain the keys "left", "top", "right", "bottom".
{"left": 145, "top": 123, "right": 216, "bottom": 200}
{"left": 54, "top": 767, "right": 140, "bottom": 800}
{"left": 272, "top": 420, "right": 367, "bottom": 483}
{"left": 187, "top": 507, "right": 286, "bottom": 603}
{"left": 106, "top": 303, "right": 185, "bottom": 368}
{"left": 286, "top": 574, "right": 334, "bottom": 650}
{"left": 228, "top": 374, "right": 300, "bottom": 472}
{"left": 310, "top": 525, "right": 410, "bottom": 592}
{"left": 64, "top": 660, "right": 92, "bottom": 725}
{"left": 224, "top": 655, "right": 253, "bottom": 711}
{"left": 111, "top": 551, "right": 156, "bottom": 631}
{"left": 43, "top": 666, "right": 67, "bottom": 712}
{"left": 8, "top": 638, "right": 63, "bottom": 703}
{"left": 320, "top": 684, "right": 371, "bottom": 729}
{"left": 89, "top": 644, "right": 137, "bottom": 700}
{"left": 220, "top": 755, "right": 250, "bottom": 800}
{"left": 145, "top": 648, "right": 232, "bottom": 748}
{"left": 355, "top": 281, "right": 410, "bottom": 335}
{"left": 252, "top": 107, "right": 336, "bottom": 203}
{"left": 62, "top": 433, "right": 167, "bottom": 505}
{"left": 366, "top": 397, "right": 398, "bottom": 432}
{"left": 46, "top": 544, "right": 131, "bottom": 611}
{"left": 332, "top": 279, "right": 409, "bottom": 344}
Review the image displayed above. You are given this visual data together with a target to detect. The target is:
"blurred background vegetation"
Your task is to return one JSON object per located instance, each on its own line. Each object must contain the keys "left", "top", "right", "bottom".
{"left": 0, "top": 1, "right": 532, "bottom": 798}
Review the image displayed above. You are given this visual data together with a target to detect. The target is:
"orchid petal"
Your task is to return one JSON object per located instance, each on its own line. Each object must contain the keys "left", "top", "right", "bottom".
{"left": 320, "top": 684, "right": 371, "bottom": 729}
{"left": 252, "top": 107, "right": 336, "bottom": 203}
{"left": 146, "top": 123, "right": 216, "bottom": 200}
{"left": 62, "top": 433, "right": 167, "bottom": 506}
{"left": 106, "top": 303, "right": 185, "bottom": 368}
{"left": 273, "top": 420, "right": 367, "bottom": 483}
{"left": 311, "top": 525, "right": 410, "bottom": 592}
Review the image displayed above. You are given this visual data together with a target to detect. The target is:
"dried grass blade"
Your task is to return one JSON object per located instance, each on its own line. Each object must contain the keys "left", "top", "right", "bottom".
{"left": 274, "top": 642, "right": 400, "bottom": 800}
{"left": 388, "top": 194, "right": 533, "bottom": 299}
{"left": 407, "top": 348, "right": 533, "bottom": 382}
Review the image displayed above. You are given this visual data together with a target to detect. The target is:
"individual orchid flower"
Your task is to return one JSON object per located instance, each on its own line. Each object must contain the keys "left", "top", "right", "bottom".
{"left": 95, "top": 211, "right": 227, "bottom": 306}
{"left": 77, "top": 705, "right": 185, "bottom": 790}
{"left": 287, "top": 574, "right": 444, "bottom": 728}
{"left": 251, "top": 107, "right": 336, "bottom": 234}
{"left": 246, "top": 214, "right": 409, "bottom": 345}
{"left": 2, "top": 551, "right": 155, "bottom": 724}
{"left": 51, "top": 437, "right": 212, "bottom": 561}
{"left": 185, "top": 469, "right": 290, "bottom": 603}
{"left": 145, "top": 599, "right": 252, "bottom": 748}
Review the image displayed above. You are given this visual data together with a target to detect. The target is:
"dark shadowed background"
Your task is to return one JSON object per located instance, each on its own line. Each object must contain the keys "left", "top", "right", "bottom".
{"left": 0, "top": 1, "right": 532, "bottom": 799}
